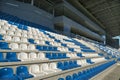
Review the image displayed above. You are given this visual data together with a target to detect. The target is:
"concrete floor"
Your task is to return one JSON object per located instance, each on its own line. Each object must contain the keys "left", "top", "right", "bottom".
{"left": 102, "top": 64, "right": 120, "bottom": 80}
{"left": 91, "top": 63, "right": 120, "bottom": 80}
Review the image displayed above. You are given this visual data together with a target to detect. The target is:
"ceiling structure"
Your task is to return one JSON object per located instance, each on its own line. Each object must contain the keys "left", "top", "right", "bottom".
{"left": 49, "top": 0, "right": 120, "bottom": 37}
{"left": 17, "top": 0, "right": 120, "bottom": 37}
{"left": 78, "top": 0, "right": 120, "bottom": 37}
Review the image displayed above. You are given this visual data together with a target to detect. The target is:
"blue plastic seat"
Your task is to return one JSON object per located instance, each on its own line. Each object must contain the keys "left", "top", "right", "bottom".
{"left": 57, "top": 62, "right": 64, "bottom": 70}
{"left": 36, "top": 45, "right": 43, "bottom": 51}
{"left": 6, "top": 52, "right": 20, "bottom": 62}
{"left": 72, "top": 73, "right": 78, "bottom": 80}
{"left": 58, "top": 53, "right": 62, "bottom": 59}
{"left": 0, "top": 67, "right": 18, "bottom": 80}
{"left": 63, "top": 61, "right": 69, "bottom": 70}
{"left": 86, "top": 59, "right": 94, "bottom": 64}
{"left": 66, "top": 75, "right": 73, "bottom": 80}
{"left": 77, "top": 53, "right": 84, "bottom": 57}
{"left": 28, "top": 39, "right": 35, "bottom": 44}
{"left": 69, "top": 48, "right": 74, "bottom": 52}
{"left": 58, "top": 78, "right": 64, "bottom": 80}
{"left": 0, "top": 35, "right": 3, "bottom": 40}
{"left": 16, "top": 66, "right": 33, "bottom": 79}
{"left": 73, "top": 60, "right": 81, "bottom": 67}
{"left": 69, "top": 61, "right": 74, "bottom": 68}
{"left": 45, "top": 53, "right": 52, "bottom": 59}
{"left": 43, "top": 46, "right": 48, "bottom": 51}
{"left": 0, "top": 42, "right": 10, "bottom": 50}
{"left": 53, "top": 47, "right": 58, "bottom": 51}
{"left": 61, "top": 43, "right": 67, "bottom": 47}
{"left": 62, "top": 53, "right": 69, "bottom": 58}
{"left": 23, "top": 25, "right": 28, "bottom": 30}
{"left": 52, "top": 53, "right": 58, "bottom": 59}
{"left": 45, "top": 41, "right": 50, "bottom": 45}
{"left": 0, "top": 52, "right": 7, "bottom": 62}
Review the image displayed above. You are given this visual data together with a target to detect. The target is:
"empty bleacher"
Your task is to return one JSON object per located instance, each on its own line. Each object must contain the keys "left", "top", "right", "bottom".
{"left": 0, "top": 12, "right": 118, "bottom": 80}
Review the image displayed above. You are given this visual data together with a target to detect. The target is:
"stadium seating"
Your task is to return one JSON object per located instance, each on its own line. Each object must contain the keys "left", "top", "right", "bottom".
{"left": 0, "top": 11, "right": 118, "bottom": 80}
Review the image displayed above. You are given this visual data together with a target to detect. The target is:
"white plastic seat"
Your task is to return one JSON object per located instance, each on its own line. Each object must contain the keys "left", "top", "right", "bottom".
{"left": 9, "top": 26, "right": 16, "bottom": 31}
{"left": 49, "top": 63, "right": 61, "bottom": 72}
{"left": 1, "top": 25, "right": 9, "bottom": 30}
{"left": 19, "top": 44, "right": 28, "bottom": 50}
{"left": 3, "top": 35, "right": 12, "bottom": 41}
{"left": 29, "top": 64, "right": 47, "bottom": 77}
{"left": 9, "top": 43, "right": 19, "bottom": 50}
{"left": 12, "top": 37, "right": 20, "bottom": 42}
{"left": 22, "top": 30, "right": 27, "bottom": 34}
{"left": 21, "top": 37, "right": 28, "bottom": 43}
{"left": 72, "top": 53, "right": 79, "bottom": 58}
{"left": 28, "top": 31, "right": 32, "bottom": 35}
{"left": 39, "top": 41, "right": 45, "bottom": 45}
{"left": 41, "top": 63, "right": 55, "bottom": 74}
{"left": 77, "top": 60, "right": 82, "bottom": 65}
{"left": 29, "top": 52, "right": 39, "bottom": 60}
{"left": 27, "top": 44, "right": 36, "bottom": 50}
{"left": 18, "top": 52, "right": 29, "bottom": 61}
{"left": 38, "top": 52, "right": 48, "bottom": 60}
{"left": 7, "top": 30, "right": 14, "bottom": 36}
{"left": 21, "top": 33, "right": 27, "bottom": 37}
{"left": 27, "top": 34, "right": 33, "bottom": 38}
{"left": 34, "top": 40, "right": 40, "bottom": 44}
{"left": 0, "top": 29, "right": 6, "bottom": 34}
{"left": 14, "top": 31, "right": 21, "bottom": 36}
{"left": 81, "top": 59, "right": 89, "bottom": 66}
{"left": 66, "top": 53, "right": 72, "bottom": 58}
{"left": 0, "top": 21, "right": 5, "bottom": 26}
{"left": 33, "top": 35, "right": 39, "bottom": 39}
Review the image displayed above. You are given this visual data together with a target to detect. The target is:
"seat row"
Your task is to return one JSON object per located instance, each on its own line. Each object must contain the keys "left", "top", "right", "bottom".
{"left": 57, "top": 60, "right": 81, "bottom": 70}
{"left": 58, "top": 60, "right": 116, "bottom": 80}
{"left": 0, "top": 66, "right": 33, "bottom": 80}
{"left": 0, "top": 51, "right": 105, "bottom": 62}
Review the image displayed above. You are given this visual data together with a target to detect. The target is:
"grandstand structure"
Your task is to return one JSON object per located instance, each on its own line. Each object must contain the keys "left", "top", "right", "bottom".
{"left": 0, "top": 0, "right": 120, "bottom": 80}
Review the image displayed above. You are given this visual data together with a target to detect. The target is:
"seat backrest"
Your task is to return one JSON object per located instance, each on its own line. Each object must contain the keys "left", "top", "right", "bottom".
{"left": 29, "top": 64, "right": 40, "bottom": 73}
{"left": 58, "top": 78, "right": 64, "bottom": 80}
{"left": 28, "top": 44, "right": 35, "bottom": 50}
{"left": 50, "top": 63, "right": 57, "bottom": 69}
{"left": 6, "top": 52, "right": 17, "bottom": 59}
{"left": 41, "top": 63, "right": 49, "bottom": 71}
{"left": 7, "top": 30, "right": 14, "bottom": 35}
{"left": 38, "top": 52, "right": 46, "bottom": 59}
{"left": 3, "top": 35, "right": 12, "bottom": 41}
{"left": 64, "top": 61, "right": 69, "bottom": 67}
{"left": 9, "top": 43, "right": 19, "bottom": 50}
{"left": 52, "top": 53, "right": 57, "bottom": 58}
{"left": 29, "top": 52, "right": 37, "bottom": 59}
{"left": 0, "top": 34, "right": 3, "bottom": 40}
{"left": 0, "top": 67, "right": 14, "bottom": 78}
{"left": 45, "top": 53, "right": 51, "bottom": 58}
{"left": 12, "top": 37, "right": 20, "bottom": 42}
{"left": 19, "top": 44, "right": 27, "bottom": 50}
{"left": 72, "top": 73, "right": 78, "bottom": 79}
{"left": 21, "top": 37, "right": 28, "bottom": 43}
{"left": 57, "top": 62, "right": 63, "bottom": 68}
{"left": 0, "top": 52, "right": 4, "bottom": 60}
{"left": 16, "top": 66, "right": 29, "bottom": 75}
{"left": 66, "top": 75, "right": 72, "bottom": 80}
{"left": 28, "top": 39, "right": 35, "bottom": 44}
{"left": 18, "top": 52, "right": 28, "bottom": 60}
